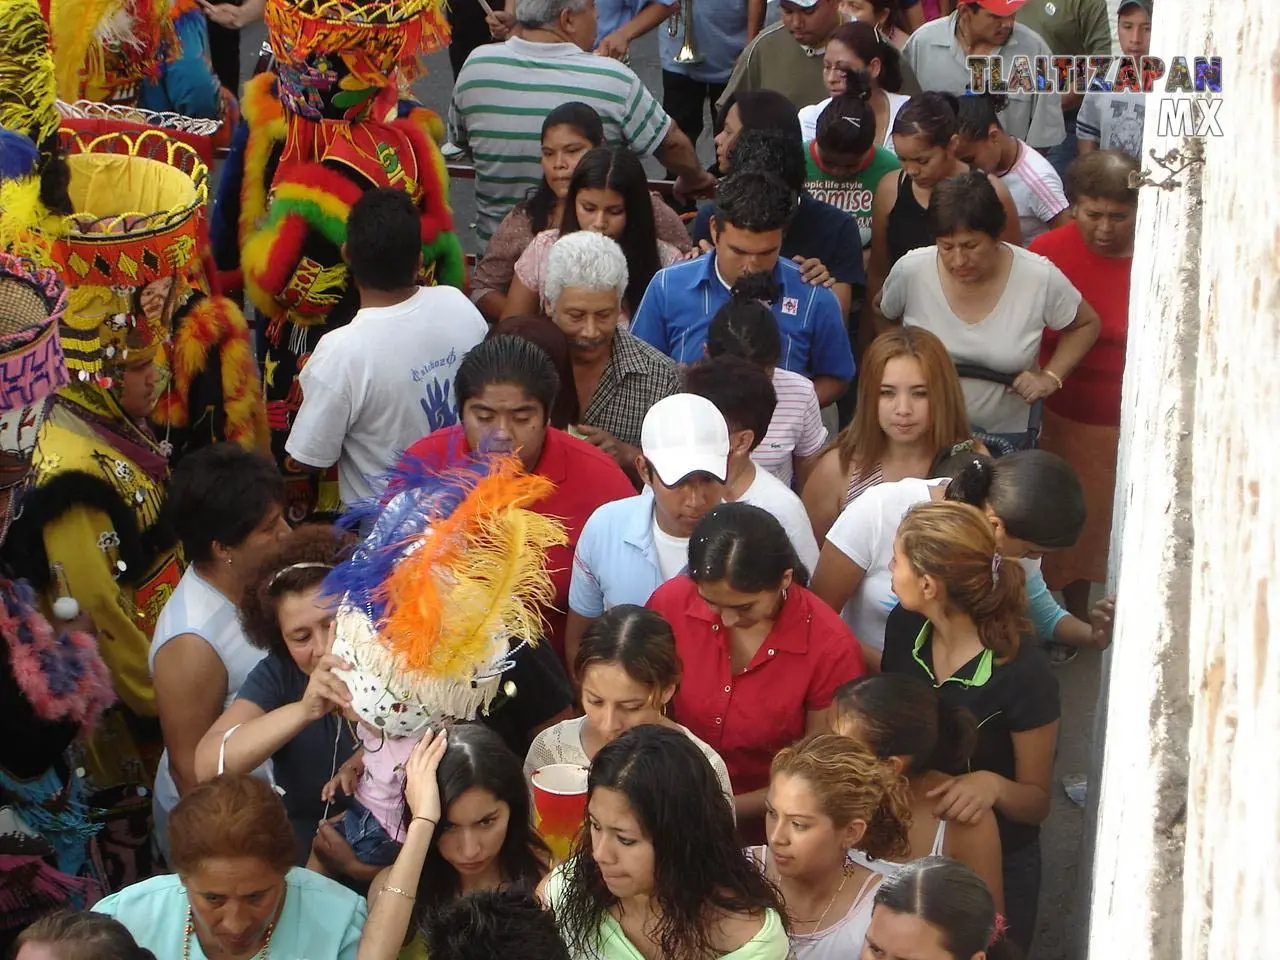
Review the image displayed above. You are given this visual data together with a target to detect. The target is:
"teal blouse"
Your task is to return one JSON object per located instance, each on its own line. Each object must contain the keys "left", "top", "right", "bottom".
{"left": 94, "top": 866, "right": 367, "bottom": 959}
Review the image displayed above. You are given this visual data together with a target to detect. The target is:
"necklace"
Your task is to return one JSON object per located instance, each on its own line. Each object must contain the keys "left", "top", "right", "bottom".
{"left": 785, "top": 864, "right": 851, "bottom": 935}
{"left": 182, "top": 908, "right": 276, "bottom": 960}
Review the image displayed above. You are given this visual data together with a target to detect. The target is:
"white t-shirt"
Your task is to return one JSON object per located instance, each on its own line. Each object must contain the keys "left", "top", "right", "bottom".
{"left": 824, "top": 477, "right": 946, "bottom": 650}
{"left": 880, "top": 244, "right": 1082, "bottom": 433}
{"left": 1076, "top": 91, "right": 1145, "bottom": 159}
{"left": 651, "top": 518, "right": 690, "bottom": 582}
{"left": 738, "top": 466, "right": 821, "bottom": 574}
{"left": 998, "top": 139, "right": 1068, "bottom": 243}
{"left": 524, "top": 716, "right": 735, "bottom": 811}
{"left": 285, "top": 286, "right": 487, "bottom": 504}
{"left": 798, "top": 92, "right": 911, "bottom": 151}
{"left": 751, "top": 368, "right": 828, "bottom": 489}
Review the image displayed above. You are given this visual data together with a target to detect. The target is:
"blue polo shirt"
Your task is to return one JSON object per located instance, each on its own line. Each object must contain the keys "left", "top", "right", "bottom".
{"left": 569, "top": 490, "right": 682, "bottom": 617}
{"left": 631, "top": 254, "right": 855, "bottom": 379}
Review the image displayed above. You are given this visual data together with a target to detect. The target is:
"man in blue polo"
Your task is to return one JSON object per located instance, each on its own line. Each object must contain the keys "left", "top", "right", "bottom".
{"left": 563, "top": 393, "right": 729, "bottom": 665}
{"left": 631, "top": 170, "right": 854, "bottom": 407}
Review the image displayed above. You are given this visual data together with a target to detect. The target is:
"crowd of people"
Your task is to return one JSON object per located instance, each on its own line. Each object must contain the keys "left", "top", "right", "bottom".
{"left": 0, "top": 0, "right": 1147, "bottom": 956}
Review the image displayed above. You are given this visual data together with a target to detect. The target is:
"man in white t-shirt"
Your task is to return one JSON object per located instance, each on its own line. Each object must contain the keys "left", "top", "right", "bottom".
{"left": 285, "top": 188, "right": 487, "bottom": 505}
{"left": 684, "top": 356, "right": 821, "bottom": 572}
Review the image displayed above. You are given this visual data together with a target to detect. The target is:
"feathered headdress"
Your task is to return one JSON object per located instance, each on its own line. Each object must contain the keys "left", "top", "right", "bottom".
{"left": 323, "top": 453, "right": 567, "bottom": 738}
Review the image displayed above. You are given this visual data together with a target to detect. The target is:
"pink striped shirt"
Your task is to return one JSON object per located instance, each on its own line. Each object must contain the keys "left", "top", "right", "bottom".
{"left": 1000, "top": 140, "right": 1069, "bottom": 243}
{"left": 751, "top": 368, "right": 828, "bottom": 488}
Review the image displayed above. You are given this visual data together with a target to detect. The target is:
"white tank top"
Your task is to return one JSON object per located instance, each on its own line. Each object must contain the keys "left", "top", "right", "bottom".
{"left": 847, "top": 818, "right": 948, "bottom": 877}
{"left": 746, "top": 846, "right": 885, "bottom": 960}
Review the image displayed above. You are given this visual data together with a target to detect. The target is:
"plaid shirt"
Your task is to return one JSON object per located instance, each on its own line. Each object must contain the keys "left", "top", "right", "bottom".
{"left": 582, "top": 329, "right": 681, "bottom": 448}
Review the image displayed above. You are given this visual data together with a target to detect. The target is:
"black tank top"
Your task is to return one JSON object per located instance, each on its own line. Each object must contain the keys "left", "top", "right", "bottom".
{"left": 886, "top": 170, "right": 934, "bottom": 267}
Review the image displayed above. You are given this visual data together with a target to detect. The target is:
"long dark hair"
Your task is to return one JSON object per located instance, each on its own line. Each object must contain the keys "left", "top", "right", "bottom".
{"left": 833, "top": 674, "right": 977, "bottom": 777}
{"left": 830, "top": 19, "right": 904, "bottom": 93}
{"left": 817, "top": 69, "right": 877, "bottom": 160}
{"left": 559, "top": 147, "right": 660, "bottom": 315}
{"left": 411, "top": 724, "right": 551, "bottom": 917}
{"left": 687, "top": 502, "right": 810, "bottom": 590}
{"left": 874, "top": 857, "right": 1021, "bottom": 960}
{"left": 557, "top": 725, "right": 785, "bottom": 959}
{"left": 526, "top": 103, "right": 606, "bottom": 234}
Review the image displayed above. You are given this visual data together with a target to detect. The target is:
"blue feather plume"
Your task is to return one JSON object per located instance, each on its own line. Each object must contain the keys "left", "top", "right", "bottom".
{"left": 0, "top": 129, "right": 40, "bottom": 184}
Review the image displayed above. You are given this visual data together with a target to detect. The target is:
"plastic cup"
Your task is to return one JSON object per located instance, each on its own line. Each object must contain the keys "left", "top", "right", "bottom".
{"left": 531, "top": 763, "right": 589, "bottom": 864}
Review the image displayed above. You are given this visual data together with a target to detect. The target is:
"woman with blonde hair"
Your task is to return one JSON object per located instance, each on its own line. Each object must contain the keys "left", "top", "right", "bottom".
{"left": 880, "top": 500, "right": 1057, "bottom": 953}
{"left": 747, "top": 733, "right": 913, "bottom": 958}
{"left": 802, "top": 326, "right": 973, "bottom": 542}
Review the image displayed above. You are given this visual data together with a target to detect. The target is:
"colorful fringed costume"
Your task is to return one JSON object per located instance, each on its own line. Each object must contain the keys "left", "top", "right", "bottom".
{"left": 41, "top": 0, "right": 226, "bottom": 121}
{"left": 317, "top": 454, "right": 565, "bottom": 858}
{"left": 0, "top": 0, "right": 268, "bottom": 460}
{"left": 0, "top": 253, "right": 115, "bottom": 952}
{"left": 211, "top": 0, "right": 464, "bottom": 521}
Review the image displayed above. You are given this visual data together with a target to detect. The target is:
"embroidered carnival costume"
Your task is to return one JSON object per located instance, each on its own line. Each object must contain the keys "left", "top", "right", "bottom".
{"left": 0, "top": 124, "right": 218, "bottom": 889}
{"left": 0, "top": 252, "right": 116, "bottom": 954}
{"left": 41, "top": 0, "right": 227, "bottom": 121}
{"left": 211, "top": 0, "right": 464, "bottom": 521}
{"left": 323, "top": 451, "right": 566, "bottom": 778}
{"left": 0, "top": 0, "right": 269, "bottom": 462}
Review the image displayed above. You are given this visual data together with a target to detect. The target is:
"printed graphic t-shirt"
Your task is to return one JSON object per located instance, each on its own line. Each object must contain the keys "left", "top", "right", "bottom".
{"left": 804, "top": 142, "right": 902, "bottom": 247}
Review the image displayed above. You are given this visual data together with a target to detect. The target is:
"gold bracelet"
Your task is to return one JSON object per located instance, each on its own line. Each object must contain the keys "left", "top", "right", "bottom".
{"left": 381, "top": 884, "right": 416, "bottom": 901}
{"left": 1043, "top": 369, "right": 1064, "bottom": 391}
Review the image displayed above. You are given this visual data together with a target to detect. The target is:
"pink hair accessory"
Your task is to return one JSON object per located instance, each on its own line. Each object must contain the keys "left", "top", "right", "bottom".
{"left": 989, "top": 912, "right": 1009, "bottom": 947}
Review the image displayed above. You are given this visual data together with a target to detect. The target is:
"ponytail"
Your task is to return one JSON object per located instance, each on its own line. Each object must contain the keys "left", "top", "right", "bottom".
{"left": 955, "top": 92, "right": 1008, "bottom": 141}
{"left": 816, "top": 69, "right": 877, "bottom": 159}
{"left": 896, "top": 501, "right": 1030, "bottom": 661}
{"left": 860, "top": 763, "right": 915, "bottom": 861}
{"left": 944, "top": 450, "right": 1087, "bottom": 550}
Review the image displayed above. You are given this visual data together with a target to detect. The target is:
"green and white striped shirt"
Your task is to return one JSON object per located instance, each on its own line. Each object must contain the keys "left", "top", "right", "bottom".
{"left": 448, "top": 37, "right": 673, "bottom": 247}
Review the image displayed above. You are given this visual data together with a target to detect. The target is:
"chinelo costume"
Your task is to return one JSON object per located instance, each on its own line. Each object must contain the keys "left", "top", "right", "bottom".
{"left": 211, "top": 0, "right": 464, "bottom": 521}
{"left": 0, "top": 251, "right": 116, "bottom": 952}
{"left": 1, "top": 0, "right": 268, "bottom": 465}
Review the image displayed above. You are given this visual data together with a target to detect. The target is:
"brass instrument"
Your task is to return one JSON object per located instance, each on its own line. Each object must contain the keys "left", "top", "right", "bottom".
{"left": 667, "top": 0, "right": 703, "bottom": 64}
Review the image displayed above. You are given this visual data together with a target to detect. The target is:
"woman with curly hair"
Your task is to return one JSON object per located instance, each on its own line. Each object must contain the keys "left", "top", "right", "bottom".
{"left": 192, "top": 525, "right": 361, "bottom": 872}
{"left": 543, "top": 724, "right": 791, "bottom": 959}
{"left": 748, "top": 733, "right": 912, "bottom": 958}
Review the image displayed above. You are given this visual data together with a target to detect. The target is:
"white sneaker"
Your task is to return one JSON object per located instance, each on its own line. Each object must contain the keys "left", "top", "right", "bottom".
{"left": 440, "top": 141, "right": 466, "bottom": 160}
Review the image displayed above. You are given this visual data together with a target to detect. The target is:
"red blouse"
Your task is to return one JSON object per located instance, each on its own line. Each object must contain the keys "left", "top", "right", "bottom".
{"left": 647, "top": 577, "right": 865, "bottom": 796}
{"left": 1032, "top": 222, "right": 1133, "bottom": 427}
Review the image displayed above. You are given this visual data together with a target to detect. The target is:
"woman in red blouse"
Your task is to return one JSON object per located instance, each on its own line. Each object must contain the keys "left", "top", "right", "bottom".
{"left": 1031, "top": 150, "right": 1138, "bottom": 622}
{"left": 647, "top": 502, "right": 864, "bottom": 840}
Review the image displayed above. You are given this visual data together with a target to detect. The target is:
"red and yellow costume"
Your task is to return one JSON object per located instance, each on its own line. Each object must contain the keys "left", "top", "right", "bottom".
{"left": 212, "top": 0, "right": 463, "bottom": 520}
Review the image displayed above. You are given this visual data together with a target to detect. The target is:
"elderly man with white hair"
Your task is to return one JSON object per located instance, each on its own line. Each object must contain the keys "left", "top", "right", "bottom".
{"left": 544, "top": 231, "right": 680, "bottom": 473}
{"left": 449, "top": 0, "right": 714, "bottom": 247}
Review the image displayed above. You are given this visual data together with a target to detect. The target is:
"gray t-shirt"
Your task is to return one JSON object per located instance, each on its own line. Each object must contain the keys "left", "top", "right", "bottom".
{"left": 880, "top": 244, "right": 1082, "bottom": 433}
{"left": 1076, "top": 92, "right": 1146, "bottom": 159}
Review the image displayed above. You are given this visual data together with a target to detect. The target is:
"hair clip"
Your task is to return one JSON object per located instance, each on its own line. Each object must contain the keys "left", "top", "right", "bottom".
{"left": 841, "top": 117, "right": 863, "bottom": 130}
{"left": 989, "top": 913, "right": 1009, "bottom": 946}
{"left": 990, "top": 553, "right": 1002, "bottom": 586}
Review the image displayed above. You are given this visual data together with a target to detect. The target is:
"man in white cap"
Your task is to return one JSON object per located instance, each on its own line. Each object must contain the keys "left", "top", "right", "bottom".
{"left": 564, "top": 394, "right": 730, "bottom": 664}
{"left": 903, "top": 0, "right": 1066, "bottom": 150}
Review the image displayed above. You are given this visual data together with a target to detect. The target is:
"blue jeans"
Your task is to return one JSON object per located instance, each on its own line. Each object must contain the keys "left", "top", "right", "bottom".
{"left": 1044, "top": 107, "right": 1080, "bottom": 181}
{"left": 338, "top": 800, "right": 402, "bottom": 868}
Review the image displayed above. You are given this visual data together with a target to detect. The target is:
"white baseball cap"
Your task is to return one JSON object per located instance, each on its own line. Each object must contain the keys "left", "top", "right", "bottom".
{"left": 641, "top": 394, "right": 730, "bottom": 486}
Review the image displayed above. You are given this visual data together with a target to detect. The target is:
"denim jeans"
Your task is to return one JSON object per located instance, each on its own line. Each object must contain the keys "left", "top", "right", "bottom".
{"left": 1044, "top": 107, "right": 1080, "bottom": 181}
{"left": 339, "top": 800, "right": 402, "bottom": 868}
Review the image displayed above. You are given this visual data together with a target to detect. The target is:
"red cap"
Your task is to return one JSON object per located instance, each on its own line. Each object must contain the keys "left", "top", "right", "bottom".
{"left": 973, "top": 0, "right": 1028, "bottom": 13}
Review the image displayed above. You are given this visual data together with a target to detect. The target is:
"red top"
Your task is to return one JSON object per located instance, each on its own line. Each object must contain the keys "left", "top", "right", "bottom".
{"left": 404, "top": 426, "right": 635, "bottom": 659}
{"left": 1032, "top": 223, "right": 1133, "bottom": 427}
{"left": 647, "top": 578, "right": 865, "bottom": 797}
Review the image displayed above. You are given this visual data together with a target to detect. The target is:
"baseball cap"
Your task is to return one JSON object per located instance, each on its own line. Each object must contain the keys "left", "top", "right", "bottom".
{"left": 641, "top": 394, "right": 730, "bottom": 486}
{"left": 1118, "top": 0, "right": 1152, "bottom": 14}
{"left": 778, "top": 0, "right": 821, "bottom": 8}
{"left": 973, "top": 0, "right": 1028, "bottom": 13}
